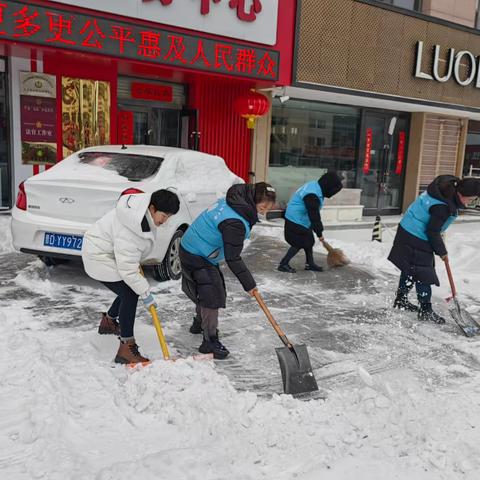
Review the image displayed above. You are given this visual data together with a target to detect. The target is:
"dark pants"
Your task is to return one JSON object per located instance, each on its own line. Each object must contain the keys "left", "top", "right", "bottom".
{"left": 196, "top": 304, "right": 219, "bottom": 338}
{"left": 398, "top": 272, "right": 432, "bottom": 304}
{"left": 102, "top": 280, "right": 139, "bottom": 338}
{"left": 279, "top": 246, "right": 315, "bottom": 266}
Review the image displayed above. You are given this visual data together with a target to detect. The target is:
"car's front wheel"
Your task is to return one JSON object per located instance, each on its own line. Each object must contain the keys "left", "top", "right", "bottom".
{"left": 152, "top": 229, "right": 184, "bottom": 282}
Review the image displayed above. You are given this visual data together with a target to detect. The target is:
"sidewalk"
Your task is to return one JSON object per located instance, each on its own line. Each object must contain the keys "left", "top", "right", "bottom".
{"left": 263, "top": 211, "right": 480, "bottom": 231}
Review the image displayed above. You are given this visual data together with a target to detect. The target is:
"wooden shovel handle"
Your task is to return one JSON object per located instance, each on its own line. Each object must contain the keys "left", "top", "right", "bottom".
{"left": 253, "top": 291, "right": 292, "bottom": 348}
{"left": 444, "top": 257, "right": 457, "bottom": 299}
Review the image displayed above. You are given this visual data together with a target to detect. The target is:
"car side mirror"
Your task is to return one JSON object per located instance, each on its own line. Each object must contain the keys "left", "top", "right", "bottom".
{"left": 186, "top": 192, "right": 197, "bottom": 203}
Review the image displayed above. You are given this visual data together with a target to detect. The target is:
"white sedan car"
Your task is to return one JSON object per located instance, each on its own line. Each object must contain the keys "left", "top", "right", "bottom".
{"left": 11, "top": 145, "right": 242, "bottom": 281}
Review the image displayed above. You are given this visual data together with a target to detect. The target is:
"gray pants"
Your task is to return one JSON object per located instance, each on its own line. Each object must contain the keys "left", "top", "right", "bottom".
{"left": 196, "top": 305, "right": 219, "bottom": 338}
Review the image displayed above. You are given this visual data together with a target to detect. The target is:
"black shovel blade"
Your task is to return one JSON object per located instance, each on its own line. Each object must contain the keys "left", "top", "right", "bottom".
{"left": 275, "top": 344, "right": 318, "bottom": 395}
{"left": 449, "top": 303, "right": 480, "bottom": 338}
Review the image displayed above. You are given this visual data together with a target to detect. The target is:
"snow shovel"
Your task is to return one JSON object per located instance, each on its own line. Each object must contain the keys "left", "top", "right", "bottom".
{"left": 320, "top": 239, "right": 350, "bottom": 268}
{"left": 253, "top": 290, "right": 318, "bottom": 395}
{"left": 444, "top": 258, "right": 480, "bottom": 337}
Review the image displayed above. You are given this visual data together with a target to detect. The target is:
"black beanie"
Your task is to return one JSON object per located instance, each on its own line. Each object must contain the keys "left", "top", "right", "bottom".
{"left": 457, "top": 178, "right": 480, "bottom": 197}
{"left": 318, "top": 171, "right": 344, "bottom": 198}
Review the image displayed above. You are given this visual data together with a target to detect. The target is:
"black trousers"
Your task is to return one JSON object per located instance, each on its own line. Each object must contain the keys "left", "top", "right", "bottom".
{"left": 279, "top": 246, "right": 316, "bottom": 266}
{"left": 102, "top": 280, "right": 139, "bottom": 338}
{"left": 398, "top": 272, "right": 432, "bottom": 304}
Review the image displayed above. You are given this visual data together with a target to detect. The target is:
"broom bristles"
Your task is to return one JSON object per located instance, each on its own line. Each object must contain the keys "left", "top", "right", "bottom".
{"left": 327, "top": 249, "right": 350, "bottom": 268}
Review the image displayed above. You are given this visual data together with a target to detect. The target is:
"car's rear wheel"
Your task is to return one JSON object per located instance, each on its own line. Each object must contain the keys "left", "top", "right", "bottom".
{"left": 152, "top": 230, "right": 184, "bottom": 282}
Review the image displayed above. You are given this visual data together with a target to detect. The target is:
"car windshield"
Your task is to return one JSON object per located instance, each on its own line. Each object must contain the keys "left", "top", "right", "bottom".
{"left": 77, "top": 152, "right": 163, "bottom": 182}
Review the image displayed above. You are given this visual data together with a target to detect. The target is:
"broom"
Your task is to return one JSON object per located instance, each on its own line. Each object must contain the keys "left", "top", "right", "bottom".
{"left": 320, "top": 239, "right": 350, "bottom": 268}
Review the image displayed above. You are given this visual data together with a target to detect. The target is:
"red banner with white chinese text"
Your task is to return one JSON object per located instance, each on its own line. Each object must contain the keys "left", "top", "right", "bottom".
{"left": 363, "top": 128, "right": 373, "bottom": 174}
{"left": 395, "top": 131, "right": 406, "bottom": 175}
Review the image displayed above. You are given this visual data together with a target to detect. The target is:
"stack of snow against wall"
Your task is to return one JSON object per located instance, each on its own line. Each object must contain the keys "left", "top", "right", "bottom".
{"left": 322, "top": 188, "right": 363, "bottom": 223}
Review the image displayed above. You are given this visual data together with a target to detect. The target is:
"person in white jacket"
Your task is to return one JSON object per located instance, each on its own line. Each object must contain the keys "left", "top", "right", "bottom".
{"left": 82, "top": 189, "right": 180, "bottom": 365}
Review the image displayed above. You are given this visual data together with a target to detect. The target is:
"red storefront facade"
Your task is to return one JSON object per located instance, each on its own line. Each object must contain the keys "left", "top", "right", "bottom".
{"left": 0, "top": 0, "right": 295, "bottom": 209}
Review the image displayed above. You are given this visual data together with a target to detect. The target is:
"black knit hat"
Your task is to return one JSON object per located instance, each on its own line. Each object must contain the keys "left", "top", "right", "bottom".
{"left": 457, "top": 178, "right": 480, "bottom": 197}
{"left": 318, "top": 171, "right": 344, "bottom": 198}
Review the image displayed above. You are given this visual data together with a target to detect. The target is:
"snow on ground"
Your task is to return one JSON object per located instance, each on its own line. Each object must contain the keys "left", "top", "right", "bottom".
{"left": 1, "top": 213, "right": 480, "bottom": 479}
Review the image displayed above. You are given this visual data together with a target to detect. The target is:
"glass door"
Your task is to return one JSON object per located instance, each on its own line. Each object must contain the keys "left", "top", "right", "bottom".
{"left": 119, "top": 104, "right": 181, "bottom": 147}
{"left": 358, "top": 111, "right": 410, "bottom": 215}
{"left": 0, "top": 60, "right": 9, "bottom": 209}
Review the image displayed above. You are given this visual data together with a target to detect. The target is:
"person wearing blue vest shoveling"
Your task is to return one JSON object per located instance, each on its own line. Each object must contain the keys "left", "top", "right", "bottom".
{"left": 388, "top": 175, "right": 480, "bottom": 323}
{"left": 278, "top": 172, "right": 344, "bottom": 273}
{"left": 180, "top": 182, "right": 276, "bottom": 359}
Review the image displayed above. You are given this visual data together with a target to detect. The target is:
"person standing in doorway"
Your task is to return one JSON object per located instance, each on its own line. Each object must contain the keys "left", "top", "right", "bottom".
{"left": 388, "top": 175, "right": 480, "bottom": 323}
{"left": 179, "top": 182, "right": 276, "bottom": 359}
{"left": 278, "top": 171, "right": 344, "bottom": 273}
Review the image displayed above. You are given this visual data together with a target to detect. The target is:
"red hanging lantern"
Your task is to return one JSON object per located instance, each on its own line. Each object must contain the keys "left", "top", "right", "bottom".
{"left": 234, "top": 90, "right": 270, "bottom": 129}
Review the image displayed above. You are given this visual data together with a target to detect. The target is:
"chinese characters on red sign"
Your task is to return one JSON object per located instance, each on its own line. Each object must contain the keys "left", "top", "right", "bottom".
{"left": 363, "top": 128, "right": 373, "bottom": 174}
{"left": 142, "top": 0, "right": 262, "bottom": 22}
{"left": 131, "top": 82, "right": 173, "bottom": 102}
{"left": 395, "top": 131, "right": 406, "bottom": 175}
{"left": 0, "top": 1, "right": 278, "bottom": 80}
{"left": 20, "top": 95, "right": 57, "bottom": 165}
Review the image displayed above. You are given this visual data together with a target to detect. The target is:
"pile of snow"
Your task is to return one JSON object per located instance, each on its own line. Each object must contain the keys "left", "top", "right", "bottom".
{"left": 2, "top": 297, "right": 480, "bottom": 479}
{"left": 0, "top": 214, "right": 13, "bottom": 254}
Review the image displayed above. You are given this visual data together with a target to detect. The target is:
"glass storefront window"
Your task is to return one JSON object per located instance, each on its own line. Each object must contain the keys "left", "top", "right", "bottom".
{"left": 464, "top": 120, "right": 480, "bottom": 178}
{"left": 377, "top": 0, "right": 422, "bottom": 12}
{"left": 0, "top": 60, "right": 9, "bottom": 209}
{"left": 269, "top": 99, "right": 361, "bottom": 205}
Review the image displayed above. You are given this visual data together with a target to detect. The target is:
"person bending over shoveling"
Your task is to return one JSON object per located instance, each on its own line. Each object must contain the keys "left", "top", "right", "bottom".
{"left": 278, "top": 172, "right": 344, "bottom": 273}
{"left": 82, "top": 189, "right": 180, "bottom": 365}
{"left": 388, "top": 175, "right": 480, "bottom": 323}
{"left": 179, "top": 182, "right": 276, "bottom": 359}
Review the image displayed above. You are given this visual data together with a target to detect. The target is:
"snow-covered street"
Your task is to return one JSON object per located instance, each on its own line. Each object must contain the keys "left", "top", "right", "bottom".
{"left": 1, "top": 213, "right": 480, "bottom": 480}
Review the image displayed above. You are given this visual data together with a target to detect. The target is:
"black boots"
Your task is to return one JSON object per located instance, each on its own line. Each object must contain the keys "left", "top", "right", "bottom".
{"left": 278, "top": 263, "right": 296, "bottom": 273}
{"left": 418, "top": 303, "right": 446, "bottom": 324}
{"left": 393, "top": 293, "right": 419, "bottom": 312}
{"left": 305, "top": 263, "right": 323, "bottom": 272}
{"left": 199, "top": 333, "right": 229, "bottom": 360}
{"left": 189, "top": 316, "right": 203, "bottom": 334}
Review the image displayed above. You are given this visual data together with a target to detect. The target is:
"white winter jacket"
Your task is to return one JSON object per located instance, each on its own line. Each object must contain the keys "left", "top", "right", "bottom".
{"left": 82, "top": 193, "right": 157, "bottom": 296}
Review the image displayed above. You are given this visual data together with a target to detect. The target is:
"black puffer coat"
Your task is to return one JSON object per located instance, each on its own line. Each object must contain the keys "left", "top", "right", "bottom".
{"left": 284, "top": 172, "right": 343, "bottom": 249}
{"left": 388, "top": 175, "right": 462, "bottom": 286}
{"left": 180, "top": 184, "right": 258, "bottom": 309}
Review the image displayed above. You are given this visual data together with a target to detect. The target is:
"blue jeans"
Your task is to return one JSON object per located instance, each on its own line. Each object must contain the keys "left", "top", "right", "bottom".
{"left": 398, "top": 272, "right": 432, "bottom": 304}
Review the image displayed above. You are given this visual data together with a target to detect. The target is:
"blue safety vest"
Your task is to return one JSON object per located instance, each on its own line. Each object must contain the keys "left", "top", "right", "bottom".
{"left": 181, "top": 199, "right": 251, "bottom": 265}
{"left": 285, "top": 181, "right": 324, "bottom": 229}
{"left": 400, "top": 192, "right": 457, "bottom": 241}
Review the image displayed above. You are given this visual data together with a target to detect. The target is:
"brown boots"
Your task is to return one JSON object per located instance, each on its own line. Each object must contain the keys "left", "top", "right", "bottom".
{"left": 98, "top": 313, "right": 121, "bottom": 336}
{"left": 114, "top": 339, "right": 150, "bottom": 365}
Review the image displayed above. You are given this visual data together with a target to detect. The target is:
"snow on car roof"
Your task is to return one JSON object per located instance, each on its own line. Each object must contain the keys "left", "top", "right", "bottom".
{"left": 79, "top": 145, "right": 222, "bottom": 161}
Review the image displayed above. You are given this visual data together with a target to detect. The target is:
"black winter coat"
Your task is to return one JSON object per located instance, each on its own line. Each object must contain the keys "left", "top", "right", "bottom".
{"left": 388, "top": 175, "right": 462, "bottom": 285}
{"left": 180, "top": 184, "right": 258, "bottom": 309}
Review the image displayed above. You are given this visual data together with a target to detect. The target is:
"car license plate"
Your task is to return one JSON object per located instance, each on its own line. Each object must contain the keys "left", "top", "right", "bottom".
{"left": 43, "top": 232, "right": 83, "bottom": 251}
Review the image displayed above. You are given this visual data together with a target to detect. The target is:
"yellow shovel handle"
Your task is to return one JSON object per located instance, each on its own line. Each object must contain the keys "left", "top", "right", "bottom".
{"left": 149, "top": 304, "right": 170, "bottom": 361}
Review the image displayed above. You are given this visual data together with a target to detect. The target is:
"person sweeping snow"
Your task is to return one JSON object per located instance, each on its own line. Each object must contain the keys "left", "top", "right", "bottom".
{"left": 179, "top": 182, "right": 276, "bottom": 359}
{"left": 278, "top": 172, "right": 344, "bottom": 273}
{"left": 388, "top": 175, "right": 480, "bottom": 323}
{"left": 82, "top": 189, "right": 180, "bottom": 365}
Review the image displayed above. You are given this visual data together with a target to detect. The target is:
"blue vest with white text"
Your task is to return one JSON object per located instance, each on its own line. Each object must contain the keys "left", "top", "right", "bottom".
{"left": 181, "top": 199, "right": 251, "bottom": 264}
{"left": 285, "top": 181, "right": 324, "bottom": 229}
{"left": 400, "top": 192, "right": 457, "bottom": 241}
